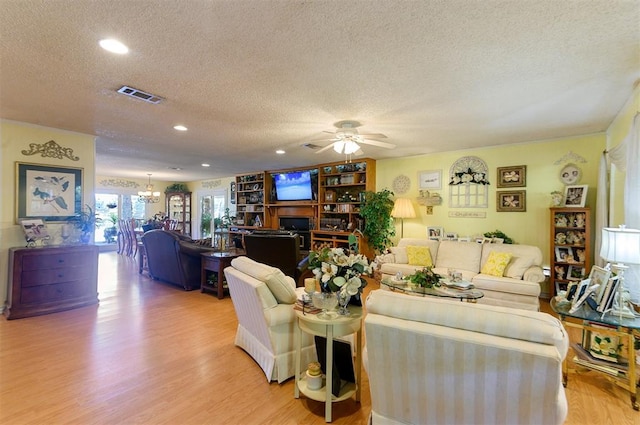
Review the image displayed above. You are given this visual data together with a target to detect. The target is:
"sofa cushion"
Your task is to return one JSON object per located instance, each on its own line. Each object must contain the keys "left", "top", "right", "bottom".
{"left": 231, "top": 256, "right": 297, "bottom": 304}
{"left": 481, "top": 251, "right": 513, "bottom": 277}
{"left": 389, "top": 246, "right": 408, "bottom": 264}
{"left": 481, "top": 244, "right": 542, "bottom": 279}
{"left": 398, "top": 238, "right": 440, "bottom": 261}
{"left": 435, "top": 240, "right": 482, "bottom": 273}
{"left": 406, "top": 246, "right": 433, "bottom": 266}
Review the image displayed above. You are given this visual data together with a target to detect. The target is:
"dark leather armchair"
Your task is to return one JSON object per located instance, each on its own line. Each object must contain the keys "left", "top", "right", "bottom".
{"left": 141, "top": 230, "right": 215, "bottom": 290}
{"left": 243, "top": 232, "right": 304, "bottom": 281}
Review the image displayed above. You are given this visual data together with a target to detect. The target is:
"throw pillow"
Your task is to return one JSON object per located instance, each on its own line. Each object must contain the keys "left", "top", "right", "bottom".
{"left": 406, "top": 246, "right": 433, "bottom": 267}
{"left": 389, "top": 246, "right": 408, "bottom": 264}
{"left": 481, "top": 251, "right": 513, "bottom": 277}
{"left": 231, "top": 256, "right": 297, "bottom": 304}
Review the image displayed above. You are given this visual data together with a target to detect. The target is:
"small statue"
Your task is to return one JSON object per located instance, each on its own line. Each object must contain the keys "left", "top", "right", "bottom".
{"left": 555, "top": 215, "right": 568, "bottom": 227}
{"left": 555, "top": 266, "right": 565, "bottom": 280}
{"left": 555, "top": 232, "right": 566, "bottom": 245}
{"left": 575, "top": 213, "right": 585, "bottom": 228}
{"left": 576, "top": 249, "right": 586, "bottom": 263}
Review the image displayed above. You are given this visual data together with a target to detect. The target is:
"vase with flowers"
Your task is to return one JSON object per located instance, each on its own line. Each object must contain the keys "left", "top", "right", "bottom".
{"left": 308, "top": 247, "right": 372, "bottom": 315}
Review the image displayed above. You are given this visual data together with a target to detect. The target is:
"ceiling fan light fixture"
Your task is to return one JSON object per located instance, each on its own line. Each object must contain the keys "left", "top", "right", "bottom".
{"left": 344, "top": 141, "right": 360, "bottom": 154}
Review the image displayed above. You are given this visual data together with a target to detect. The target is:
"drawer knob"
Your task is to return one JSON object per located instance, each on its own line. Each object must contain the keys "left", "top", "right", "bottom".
{"left": 58, "top": 259, "right": 65, "bottom": 263}
{"left": 58, "top": 274, "right": 64, "bottom": 278}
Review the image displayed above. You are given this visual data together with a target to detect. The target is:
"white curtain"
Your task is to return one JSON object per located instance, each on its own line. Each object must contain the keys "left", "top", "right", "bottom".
{"left": 603, "top": 113, "right": 640, "bottom": 302}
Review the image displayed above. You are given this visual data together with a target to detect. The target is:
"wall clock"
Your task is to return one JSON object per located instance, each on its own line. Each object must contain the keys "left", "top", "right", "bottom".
{"left": 559, "top": 163, "right": 582, "bottom": 185}
{"left": 392, "top": 175, "right": 411, "bottom": 194}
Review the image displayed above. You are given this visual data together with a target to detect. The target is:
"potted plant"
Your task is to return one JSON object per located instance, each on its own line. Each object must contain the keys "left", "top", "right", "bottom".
{"left": 406, "top": 266, "right": 443, "bottom": 288}
{"left": 69, "top": 205, "right": 101, "bottom": 244}
{"left": 359, "top": 189, "right": 395, "bottom": 254}
{"left": 103, "top": 212, "right": 118, "bottom": 243}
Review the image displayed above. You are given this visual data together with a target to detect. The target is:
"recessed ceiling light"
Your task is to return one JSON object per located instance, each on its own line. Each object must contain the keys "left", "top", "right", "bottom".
{"left": 168, "top": 167, "right": 182, "bottom": 171}
{"left": 99, "top": 38, "right": 129, "bottom": 54}
{"left": 202, "top": 163, "right": 210, "bottom": 167}
{"left": 276, "top": 149, "right": 286, "bottom": 154}
{"left": 173, "top": 125, "right": 188, "bottom": 131}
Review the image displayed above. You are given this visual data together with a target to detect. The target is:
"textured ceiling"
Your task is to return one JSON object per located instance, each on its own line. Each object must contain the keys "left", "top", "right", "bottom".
{"left": 1, "top": 0, "right": 639, "bottom": 181}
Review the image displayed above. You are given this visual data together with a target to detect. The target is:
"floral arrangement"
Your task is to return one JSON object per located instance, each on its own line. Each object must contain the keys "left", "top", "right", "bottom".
{"left": 405, "top": 266, "right": 442, "bottom": 288}
{"left": 308, "top": 247, "right": 372, "bottom": 297}
{"left": 449, "top": 168, "right": 490, "bottom": 185}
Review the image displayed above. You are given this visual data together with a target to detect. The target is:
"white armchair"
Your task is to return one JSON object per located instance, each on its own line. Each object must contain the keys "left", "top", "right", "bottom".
{"left": 364, "top": 289, "right": 569, "bottom": 425}
{"left": 224, "top": 256, "right": 316, "bottom": 383}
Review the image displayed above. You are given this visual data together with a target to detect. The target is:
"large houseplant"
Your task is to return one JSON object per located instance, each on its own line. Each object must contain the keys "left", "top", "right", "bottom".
{"left": 359, "top": 189, "right": 395, "bottom": 254}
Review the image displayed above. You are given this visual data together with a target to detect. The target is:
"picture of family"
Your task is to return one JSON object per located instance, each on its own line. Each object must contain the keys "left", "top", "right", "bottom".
{"left": 563, "top": 185, "right": 588, "bottom": 207}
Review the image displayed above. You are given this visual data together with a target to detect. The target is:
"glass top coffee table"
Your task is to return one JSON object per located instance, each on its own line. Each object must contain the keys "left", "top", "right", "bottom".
{"left": 381, "top": 278, "right": 484, "bottom": 302}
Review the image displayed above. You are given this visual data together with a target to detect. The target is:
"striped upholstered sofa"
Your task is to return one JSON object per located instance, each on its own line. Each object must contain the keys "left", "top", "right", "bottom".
{"left": 364, "top": 289, "right": 568, "bottom": 425}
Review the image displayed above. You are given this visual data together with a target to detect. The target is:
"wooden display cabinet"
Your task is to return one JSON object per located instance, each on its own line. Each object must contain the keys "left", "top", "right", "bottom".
{"left": 235, "top": 172, "right": 268, "bottom": 230}
{"left": 166, "top": 191, "right": 192, "bottom": 235}
{"left": 549, "top": 207, "right": 591, "bottom": 297}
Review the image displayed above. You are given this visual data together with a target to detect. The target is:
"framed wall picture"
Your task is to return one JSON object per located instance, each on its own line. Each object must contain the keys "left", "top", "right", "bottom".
{"left": 496, "top": 165, "right": 526, "bottom": 188}
{"left": 563, "top": 184, "right": 588, "bottom": 207}
{"left": 418, "top": 170, "right": 442, "bottom": 190}
{"left": 325, "top": 190, "right": 336, "bottom": 202}
{"left": 15, "top": 162, "right": 83, "bottom": 223}
{"left": 426, "top": 226, "right": 444, "bottom": 238}
{"left": 496, "top": 190, "right": 526, "bottom": 212}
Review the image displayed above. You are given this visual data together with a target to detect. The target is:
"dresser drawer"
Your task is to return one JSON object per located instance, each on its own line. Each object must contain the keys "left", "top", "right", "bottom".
{"left": 21, "top": 281, "right": 88, "bottom": 304}
{"left": 21, "top": 266, "right": 93, "bottom": 287}
{"left": 22, "top": 251, "right": 91, "bottom": 271}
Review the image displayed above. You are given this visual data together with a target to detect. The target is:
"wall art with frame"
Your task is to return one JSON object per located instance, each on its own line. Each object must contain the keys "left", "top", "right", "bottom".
{"left": 563, "top": 184, "right": 588, "bottom": 207}
{"left": 16, "top": 162, "right": 83, "bottom": 223}
{"left": 418, "top": 169, "right": 442, "bottom": 190}
{"left": 496, "top": 165, "right": 526, "bottom": 188}
{"left": 496, "top": 190, "right": 526, "bottom": 212}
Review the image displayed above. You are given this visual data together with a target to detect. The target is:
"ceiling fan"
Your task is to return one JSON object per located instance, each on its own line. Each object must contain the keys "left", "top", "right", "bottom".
{"left": 312, "top": 120, "right": 396, "bottom": 156}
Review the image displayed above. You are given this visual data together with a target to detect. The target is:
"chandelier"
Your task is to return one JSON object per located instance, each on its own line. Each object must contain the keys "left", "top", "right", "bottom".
{"left": 138, "top": 174, "right": 161, "bottom": 203}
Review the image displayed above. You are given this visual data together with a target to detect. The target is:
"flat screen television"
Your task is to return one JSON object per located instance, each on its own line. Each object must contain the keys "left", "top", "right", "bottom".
{"left": 273, "top": 170, "right": 313, "bottom": 201}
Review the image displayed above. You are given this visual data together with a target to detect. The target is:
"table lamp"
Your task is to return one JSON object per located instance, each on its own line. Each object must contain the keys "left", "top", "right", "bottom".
{"left": 599, "top": 226, "right": 640, "bottom": 318}
{"left": 391, "top": 198, "right": 416, "bottom": 238}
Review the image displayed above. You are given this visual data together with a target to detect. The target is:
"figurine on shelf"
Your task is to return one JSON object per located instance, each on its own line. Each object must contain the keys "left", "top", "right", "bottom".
{"left": 574, "top": 213, "right": 585, "bottom": 228}
{"left": 555, "top": 215, "right": 568, "bottom": 227}
{"left": 554, "top": 266, "right": 565, "bottom": 280}
{"left": 576, "top": 249, "right": 586, "bottom": 263}
{"left": 565, "top": 231, "right": 577, "bottom": 245}
{"left": 555, "top": 232, "right": 567, "bottom": 245}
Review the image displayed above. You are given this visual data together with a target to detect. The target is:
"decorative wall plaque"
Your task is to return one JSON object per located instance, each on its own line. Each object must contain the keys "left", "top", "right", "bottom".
{"left": 448, "top": 156, "right": 489, "bottom": 208}
{"left": 21, "top": 140, "right": 79, "bottom": 161}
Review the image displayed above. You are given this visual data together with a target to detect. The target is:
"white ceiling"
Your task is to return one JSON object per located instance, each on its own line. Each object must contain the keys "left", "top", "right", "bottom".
{"left": 1, "top": 0, "right": 638, "bottom": 182}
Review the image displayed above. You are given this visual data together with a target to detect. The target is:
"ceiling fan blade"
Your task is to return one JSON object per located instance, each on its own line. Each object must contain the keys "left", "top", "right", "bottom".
{"left": 314, "top": 143, "right": 337, "bottom": 154}
{"left": 358, "top": 139, "right": 396, "bottom": 149}
{"left": 358, "top": 133, "right": 388, "bottom": 139}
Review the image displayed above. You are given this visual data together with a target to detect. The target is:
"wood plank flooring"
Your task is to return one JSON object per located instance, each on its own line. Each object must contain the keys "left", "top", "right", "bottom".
{"left": 0, "top": 252, "right": 637, "bottom": 424}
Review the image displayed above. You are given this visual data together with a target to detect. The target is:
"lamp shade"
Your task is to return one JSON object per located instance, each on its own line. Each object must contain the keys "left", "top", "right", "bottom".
{"left": 391, "top": 198, "right": 416, "bottom": 219}
{"left": 600, "top": 227, "right": 640, "bottom": 265}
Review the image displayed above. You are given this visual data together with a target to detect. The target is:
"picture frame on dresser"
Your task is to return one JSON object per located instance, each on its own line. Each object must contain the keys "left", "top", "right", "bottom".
{"left": 15, "top": 162, "right": 83, "bottom": 223}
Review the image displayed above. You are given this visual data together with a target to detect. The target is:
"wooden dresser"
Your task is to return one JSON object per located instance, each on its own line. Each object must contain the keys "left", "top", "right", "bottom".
{"left": 5, "top": 245, "right": 99, "bottom": 319}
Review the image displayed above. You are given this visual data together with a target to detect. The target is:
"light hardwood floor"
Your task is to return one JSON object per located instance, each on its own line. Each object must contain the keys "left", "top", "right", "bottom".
{"left": 0, "top": 252, "right": 637, "bottom": 424}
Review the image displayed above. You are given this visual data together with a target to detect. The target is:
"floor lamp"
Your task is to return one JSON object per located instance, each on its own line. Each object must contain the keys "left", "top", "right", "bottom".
{"left": 600, "top": 226, "right": 640, "bottom": 319}
{"left": 391, "top": 198, "right": 416, "bottom": 239}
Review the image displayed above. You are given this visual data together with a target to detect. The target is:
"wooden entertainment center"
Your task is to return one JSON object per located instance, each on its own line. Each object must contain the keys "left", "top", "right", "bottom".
{"left": 233, "top": 158, "right": 376, "bottom": 258}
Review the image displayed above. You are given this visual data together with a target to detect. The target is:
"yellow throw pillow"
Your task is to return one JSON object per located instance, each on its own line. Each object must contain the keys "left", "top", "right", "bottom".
{"left": 481, "top": 251, "right": 513, "bottom": 277}
{"left": 406, "top": 246, "right": 433, "bottom": 267}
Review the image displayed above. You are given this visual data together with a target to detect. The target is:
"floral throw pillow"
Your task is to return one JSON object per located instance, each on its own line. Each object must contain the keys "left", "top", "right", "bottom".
{"left": 481, "top": 251, "right": 513, "bottom": 277}
{"left": 406, "top": 246, "right": 433, "bottom": 267}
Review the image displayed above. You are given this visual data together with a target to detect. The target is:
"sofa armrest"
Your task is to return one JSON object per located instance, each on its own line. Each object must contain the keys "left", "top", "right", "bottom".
{"left": 523, "top": 266, "right": 545, "bottom": 283}
{"left": 263, "top": 304, "right": 296, "bottom": 327}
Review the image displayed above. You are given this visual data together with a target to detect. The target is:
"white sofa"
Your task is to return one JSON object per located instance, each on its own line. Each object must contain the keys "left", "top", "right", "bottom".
{"left": 224, "top": 256, "right": 316, "bottom": 383}
{"left": 378, "top": 238, "right": 545, "bottom": 310}
{"left": 364, "top": 289, "right": 569, "bottom": 425}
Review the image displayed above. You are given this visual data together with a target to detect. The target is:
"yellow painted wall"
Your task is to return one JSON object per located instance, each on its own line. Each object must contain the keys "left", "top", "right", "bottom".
{"left": 1, "top": 120, "right": 96, "bottom": 309}
{"left": 376, "top": 133, "right": 606, "bottom": 267}
{"left": 605, "top": 84, "right": 639, "bottom": 226}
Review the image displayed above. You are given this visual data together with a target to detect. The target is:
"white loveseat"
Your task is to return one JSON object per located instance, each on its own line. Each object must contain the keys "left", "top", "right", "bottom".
{"left": 378, "top": 238, "right": 545, "bottom": 310}
{"left": 224, "top": 256, "right": 316, "bottom": 383}
{"left": 364, "top": 289, "right": 569, "bottom": 425}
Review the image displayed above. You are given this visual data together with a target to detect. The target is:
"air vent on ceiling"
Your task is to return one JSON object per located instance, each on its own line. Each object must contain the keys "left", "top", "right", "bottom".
{"left": 117, "top": 85, "right": 163, "bottom": 104}
{"left": 302, "top": 143, "right": 323, "bottom": 150}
